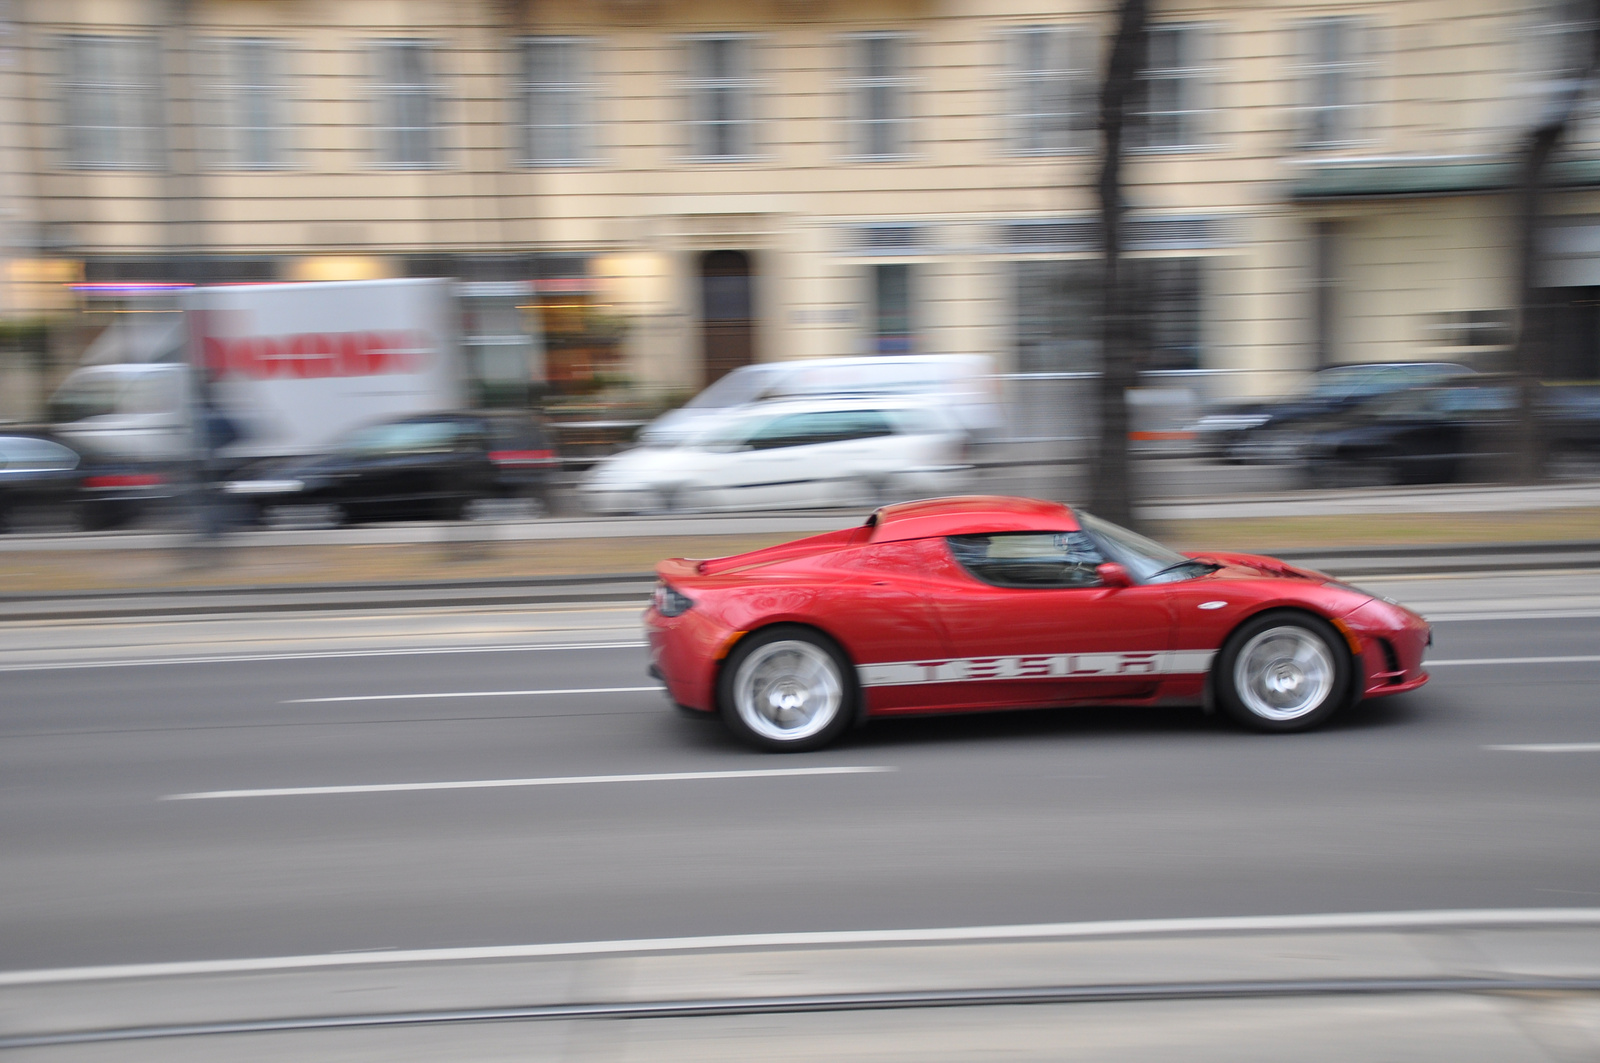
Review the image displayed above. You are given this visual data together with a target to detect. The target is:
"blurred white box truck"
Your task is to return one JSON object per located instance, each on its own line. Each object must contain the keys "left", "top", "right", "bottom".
{"left": 50, "top": 278, "right": 463, "bottom": 464}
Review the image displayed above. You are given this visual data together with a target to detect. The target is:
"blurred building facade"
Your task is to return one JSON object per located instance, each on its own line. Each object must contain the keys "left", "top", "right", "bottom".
{"left": 0, "top": 0, "right": 1596, "bottom": 413}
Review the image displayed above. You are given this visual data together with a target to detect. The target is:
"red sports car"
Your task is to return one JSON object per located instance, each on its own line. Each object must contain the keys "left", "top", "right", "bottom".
{"left": 646, "top": 496, "right": 1430, "bottom": 751}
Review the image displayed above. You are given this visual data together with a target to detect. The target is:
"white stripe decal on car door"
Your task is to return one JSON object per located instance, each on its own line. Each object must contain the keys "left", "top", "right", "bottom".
{"left": 857, "top": 650, "right": 1215, "bottom": 688}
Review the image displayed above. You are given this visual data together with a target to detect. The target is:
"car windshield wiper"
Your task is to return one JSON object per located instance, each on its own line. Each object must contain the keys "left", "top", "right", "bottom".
{"left": 1144, "top": 558, "right": 1223, "bottom": 582}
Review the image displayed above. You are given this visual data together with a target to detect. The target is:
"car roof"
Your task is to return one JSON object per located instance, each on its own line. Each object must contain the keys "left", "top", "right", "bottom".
{"left": 732, "top": 395, "right": 948, "bottom": 416}
{"left": 867, "top": 495, "right": 1079, "bottom": 543}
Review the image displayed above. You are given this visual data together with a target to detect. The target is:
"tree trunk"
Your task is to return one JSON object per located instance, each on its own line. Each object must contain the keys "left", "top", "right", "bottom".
{"left": 1512, "top": 0, "right": 1600, "bottom": 483}
{"left": 1089, "top": 0, "right": 1149, "bottom": 528}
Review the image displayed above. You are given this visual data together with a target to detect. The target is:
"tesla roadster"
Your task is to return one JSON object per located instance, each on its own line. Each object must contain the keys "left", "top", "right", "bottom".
{"left": 646, "top": 496, "right": 1430, "bottom": 751}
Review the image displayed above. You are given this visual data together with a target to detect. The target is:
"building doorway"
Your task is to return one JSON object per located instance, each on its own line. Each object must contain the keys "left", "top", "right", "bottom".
{"left": 700, "top": 250, "right": 755, "bottom": 385}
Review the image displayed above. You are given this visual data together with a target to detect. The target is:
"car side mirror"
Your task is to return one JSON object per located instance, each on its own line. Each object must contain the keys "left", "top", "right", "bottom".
{"left": 1096, "top": 562, "right": 1133, "bottom": 589}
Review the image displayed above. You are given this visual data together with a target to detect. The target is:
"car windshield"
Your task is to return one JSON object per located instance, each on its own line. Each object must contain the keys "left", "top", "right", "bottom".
{"left": 1077, "top": 510, "right": 1211, "bottom": 583}
{"left": 47, "top": 376, "right": 123, "bottom": 423}
{"left": 681, "top": 368, "right": 781, "bottom": 410}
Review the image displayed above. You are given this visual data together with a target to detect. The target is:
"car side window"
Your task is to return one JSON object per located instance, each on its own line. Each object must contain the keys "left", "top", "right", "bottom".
{"left": 946, "top": 532, "right": 1106, "bottom": 589}
{"left": 824, "top": 410, "right": 895, "bottom": 440}
{"left": 744, "top": 414, "right": 813, "bottom": 450}
{"left": 0, "top": 437, "right": 80, "bottom": 473}
{"left": 346, "top": 421, "right": 460, "bottom": 456}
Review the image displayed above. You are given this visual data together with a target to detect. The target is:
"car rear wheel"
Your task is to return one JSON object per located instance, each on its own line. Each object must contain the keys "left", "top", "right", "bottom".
{"left": 719, "top": 626, "right": 856, "bottom": 752}
{"left": 1215, "top": 612, "right": 1351, "bottom": 733}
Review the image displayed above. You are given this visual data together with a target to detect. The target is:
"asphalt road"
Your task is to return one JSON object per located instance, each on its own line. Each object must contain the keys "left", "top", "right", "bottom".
{"left": 3, "top": 585, "right": 1599, "bottom": 979}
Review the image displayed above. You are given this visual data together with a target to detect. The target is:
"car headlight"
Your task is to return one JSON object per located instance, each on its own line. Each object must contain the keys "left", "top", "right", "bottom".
{"left": 653, "top": 581, "right": 695, "bottom": 617}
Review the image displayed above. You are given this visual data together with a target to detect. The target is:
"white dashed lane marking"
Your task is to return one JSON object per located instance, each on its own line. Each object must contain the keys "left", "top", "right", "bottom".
{"left": 1429, "top": 655, "right": 1600, "bottom": 666}
{"left": 163, "top": 765, "right": 897, "bottom": 801}
{"left": 1482, "top": 743, "right": 1600, "bottom": 753}
{"left": 287, "top": 686, "right": 661, "bottom": 704}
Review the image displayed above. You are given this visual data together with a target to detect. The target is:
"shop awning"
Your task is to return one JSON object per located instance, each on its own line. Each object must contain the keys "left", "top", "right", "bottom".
{"left": 1291, "top": 157, "right": 1600, "bottom": 200}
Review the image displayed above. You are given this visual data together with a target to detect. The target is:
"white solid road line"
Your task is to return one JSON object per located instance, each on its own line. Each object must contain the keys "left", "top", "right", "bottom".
{"left": 4, "top": 907, "right": 1599, "bottom": 988}
{"left": 288, "top": 685, "right": 662, "bottom": 704}
{"left": 1430, "top": 655, "right": 1600, "bottom": 667}
{"left": 164, "top": 765, "right": 896, "bottom": 801}
{"left": 1483, "top": 743, "right": 1600, "bottom": 752}
{"left": 0, "top": 640, "right": 647, "bottom": 672}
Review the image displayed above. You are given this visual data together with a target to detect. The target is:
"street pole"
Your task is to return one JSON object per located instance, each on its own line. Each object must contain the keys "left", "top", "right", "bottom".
{"left": 1090, "top": 0, "right": 1149, "bottom": 529}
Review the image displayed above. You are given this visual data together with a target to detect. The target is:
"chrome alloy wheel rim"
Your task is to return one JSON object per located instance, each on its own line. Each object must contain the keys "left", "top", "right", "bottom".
{"left": 733, "top": 640, "right": 844, "bottom": 743}
{"left": 1233, "top": 625, "right": 1335, "bottom": 721}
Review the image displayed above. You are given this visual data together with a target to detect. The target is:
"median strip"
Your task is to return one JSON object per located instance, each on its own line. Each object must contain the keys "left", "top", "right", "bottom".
{"left": 0, "top": 640, "right": 649, "bottom": 673}
{"left": 287, "top": 685, "right": 662, "bottom": 704}
{"left": 163, "top": 765, "right": 896, "bottom": 801}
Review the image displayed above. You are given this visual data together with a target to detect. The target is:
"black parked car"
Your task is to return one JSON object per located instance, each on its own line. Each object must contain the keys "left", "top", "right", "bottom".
{"left": 1266, "top": 378, "right": 1527, "bottom": 486}
{"left": 223, "top": 410, "right": 560, "bottom": 525}
{"left": 1192, "top": 362, "right": 1476, "bottom": 463}
{"left": 0, "top": 433, "right": 171, "bottom": 532}
{"left": 1282, "top": 377, "right": 1600, "bottom": 487}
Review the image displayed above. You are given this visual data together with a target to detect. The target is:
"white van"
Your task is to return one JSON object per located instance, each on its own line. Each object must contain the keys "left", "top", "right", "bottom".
{"left": 639, "top": 354, "right": 1000, "bottom": 447}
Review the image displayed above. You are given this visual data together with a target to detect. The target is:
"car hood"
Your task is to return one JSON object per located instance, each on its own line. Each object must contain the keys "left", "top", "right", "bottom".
{"left": 1186, "top": 551, "right": 1336, "bottom": 583}
{"left": 586, "top": 445, "right": 711, "bottom": 487}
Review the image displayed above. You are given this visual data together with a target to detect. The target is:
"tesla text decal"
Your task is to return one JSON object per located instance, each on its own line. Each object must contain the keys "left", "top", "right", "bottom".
{"left": 858, "top": 650, "right": 1216, "bottom": 687}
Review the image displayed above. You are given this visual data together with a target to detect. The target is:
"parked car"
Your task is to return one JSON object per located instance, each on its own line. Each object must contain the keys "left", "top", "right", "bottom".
{"left": 1282, "top": 379, "right": 1513, "bottom": 486}
{"left": 0, "top": 433, "right": 171, "bottom": 532}
{"left": 1284, "top": 377, "right": 1600, "bottom": 486}
{"left": 647, "top": 496, "right": 1430, "bottom": 751}
{"left": 223, "top": 410, "right": 559, "bottom": 525}
{"left": 1192, "top": 362, "right": 1475, "bottom": 463}
{"left": 581, "top": 398, "right": 972, "bottom": 514}
{"left": 638, "top": 355, "right": 1001, "bottom": 447}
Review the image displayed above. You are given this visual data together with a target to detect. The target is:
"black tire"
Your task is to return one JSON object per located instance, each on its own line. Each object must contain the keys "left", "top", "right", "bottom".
{"left": 1214, "top": 611, "right": 1353, "bottom": 733}
{"left": 717, "top": 625, "right": 857, "bottom": 752}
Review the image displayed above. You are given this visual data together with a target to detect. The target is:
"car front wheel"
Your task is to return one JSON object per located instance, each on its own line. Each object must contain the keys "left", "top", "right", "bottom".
{"left": 1215, "top": 612, "right": 1352, "bottom": 732}
{"left": 718, "top": 626, "right": 856, "bottom": 752}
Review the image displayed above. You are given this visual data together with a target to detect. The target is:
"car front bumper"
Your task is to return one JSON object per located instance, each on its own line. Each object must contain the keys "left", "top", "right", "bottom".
{"left": 1343, "top": 597, "right": 1432, "bottom": 699}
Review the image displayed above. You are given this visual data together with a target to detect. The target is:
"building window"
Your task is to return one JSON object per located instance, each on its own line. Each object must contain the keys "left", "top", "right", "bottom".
{"left": 58, "top": 35, "right": 163, "bottom": 169}
{"left": 1296, "top": 19, "right": 1372, "bottom": 149}
{"left": 518, "top": 37, "right": 591, "bottom": 166}
{"left": 1002, "top": 26, "right": 1093, "bottom": 155}
{"left": 374, "top": 40, "right": 439, "bottom": 168}
{"left": 846, "top": 33, "right": 911, "bottom": 158}
{"left": 1014, "top": 258, "right": 1203, "bottom": 373}
{"left": 1129, "top": 25, "right": 1209, "bottom": 151}
{"left": 872, "top": 263, "right": 915, "bottom": 353}
{"left": 212, "top": 38, "right": 289, "bottom": 169}
{"left": 685, "top": 35, "right": 755, "bottom": 160}
{"left": 1523, "top": 1, "right": 1600, "bottom": 133}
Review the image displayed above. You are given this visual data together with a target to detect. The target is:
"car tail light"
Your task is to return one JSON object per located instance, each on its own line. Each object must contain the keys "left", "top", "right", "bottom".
{"left": 83, "top": 473, "right": 164, "bottom": 489}
{"left": 653, "top": 581, "right": 695, "bottom": 617}
{"left": 489, "top": 449, "right": 557, "bottom": 467}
